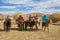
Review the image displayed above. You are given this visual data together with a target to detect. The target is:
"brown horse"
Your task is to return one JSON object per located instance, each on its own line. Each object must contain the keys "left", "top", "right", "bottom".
{"left": 24, "top": 18, "right": 38, "bottom": 30}
{"left": 42, "top": 19, "right": 50, "bottom": 32}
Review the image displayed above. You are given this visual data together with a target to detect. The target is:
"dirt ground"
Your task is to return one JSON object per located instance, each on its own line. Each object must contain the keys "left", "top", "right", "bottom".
{"left": 0, "top": 21, "right": 60, "bottom": 40}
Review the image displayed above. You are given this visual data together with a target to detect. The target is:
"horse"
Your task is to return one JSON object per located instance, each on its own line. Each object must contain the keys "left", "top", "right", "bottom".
{"left": 3, "top": 20, "right": 11, "bottom": 32}
{"left": 24, "top": 18, "right": 38, "bottom": 30}
{"left": 42, "top": 19, "right": 50, "bottom": 32}
{"left": 36, "top": 18, "right": 41, "bottom": 26}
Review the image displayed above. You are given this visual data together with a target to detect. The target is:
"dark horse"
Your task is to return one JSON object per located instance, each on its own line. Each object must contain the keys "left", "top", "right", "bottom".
{"left": 24, "top": 19, "right": 38, "bottom": 30}
{"left": 16, "top": 16, "right": 39, "bottom": 30}
{"left": 3, "top": 20, "right": 11, "bottom": 32}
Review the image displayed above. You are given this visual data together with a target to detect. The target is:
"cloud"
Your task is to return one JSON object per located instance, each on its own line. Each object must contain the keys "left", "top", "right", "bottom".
{"left": 2, "top": 0, "right": 30, "bottom": 4}
{"left": 0, "top": 6, "right": 16, "bottom": 9}
{"left": 0, "top": 0, "right": 60, "bottom": 14}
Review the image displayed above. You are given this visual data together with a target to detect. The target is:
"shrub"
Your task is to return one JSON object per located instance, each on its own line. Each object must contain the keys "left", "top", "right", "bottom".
{"left": 0, "top": 18, "right": 4, "bottom": 21}
{"left": 50, "top": 13, "right": 60, "bottom": 23}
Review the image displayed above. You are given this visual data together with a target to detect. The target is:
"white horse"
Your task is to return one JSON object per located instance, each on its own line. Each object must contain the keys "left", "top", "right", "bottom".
{"left": 36, "top": 17, "right": 41, "bottom": 26}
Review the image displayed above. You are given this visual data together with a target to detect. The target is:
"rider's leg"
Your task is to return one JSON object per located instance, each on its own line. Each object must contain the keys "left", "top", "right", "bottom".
{"left": 43, "top": 22, "right": 46, "bottom": 32}
{"left": 35, "top": 24, "right": 38, "bottom": 30}
{"left": 8, "top": 25, "right": 11, "bottom": 32}
{"left": 42, "top": 22, "right": 44, "bottom": 30}
{"left": 35, "top": 21, "right": 38, "bottom": 30}
{"left": 22, "top": 23, "right": 24, "bottom": 30}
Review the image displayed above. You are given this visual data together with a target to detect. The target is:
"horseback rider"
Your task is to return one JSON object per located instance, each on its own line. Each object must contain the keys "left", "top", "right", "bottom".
{"left": 29, "top": 15, "right": 32, "bottom": 21}
{"left": 35, "top": 15, "right": 38, "bottom": 20}
{"left": 19, "top": 15, "right": 24, "bottom": 24}
{"left": 4, "top": 16, "right": 11, "bottom": 32}
{"left": 17, "top": 15, "right": 24, "bottom": 30}
{"left": 35, "top": 15, "right": 38, "bottom": 29}
{"left": 42, "top": 15, "right": 49, "bottom": 32}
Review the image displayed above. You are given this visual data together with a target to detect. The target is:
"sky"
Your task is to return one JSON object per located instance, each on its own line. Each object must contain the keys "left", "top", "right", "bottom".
{"left": 0, "top": 0, "right": 60, "bottom": 15}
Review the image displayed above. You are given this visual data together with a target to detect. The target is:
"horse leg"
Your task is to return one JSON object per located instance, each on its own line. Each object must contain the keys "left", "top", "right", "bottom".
{"left": 42, "top": 26, "right": 43, "bottom": 30}
{"left": 25, "top": 26, "right": 27, "bottom": 30}
{"left": 8, "top": 25, "right": 11, "bottom": 32}
{"left": 35, "top": 24, "right": 38, "bottom": 30}
{"left": 19, "top": 26, "right": 20, "bottom": 30}
{"left": 8, "top": 27, "right": 10, "bottom": 32}
{"left": 22, "top": 23, "right": 24, "bottom": 30}
{"left": 6, "top": 24, "right": 11, "bottom": 32}
{"left": 4, "top": 26, "right": 6, "bottom": 31}
{"left": 18, "top": 24, "right": 21, "bottom": 30}
{"left": 6, "top": 25, "right": 10, "bottom": 32}
{"left": 30, "top": 26, "right": 33, "bottom": 30}
{"left": 4, "top": 22, "right": 6, "bottom": 31}
{"left": 20, "top": 24, "right": 24, "bottom": 30}
{"left": 47, "top": 26, "right": 49, "bottom": 32}
{"left": 30, "top": 27, "right": 31, "bottom": 30}
{"left": 5, "top": 24, "right": 8, "bottom": 32}
{"left": 20, "top": 24, "right": 22, "bottom": 30}
{"left": 42, "top": 22, "right": 46, "bottom": 32}
{"left": 47, "top": 24, "right": 49, "bottom": 32}
{"left": 43, "top": 26, "right": 46, "bottom": 32}
{"left": 25, "top": 24, "right": 27, "bottom": 30}
{"left": 39, "top": 22, "right": 40, "bottom": 26}
{"left": 6, "top": 27, "right": 9, "bottom": 32}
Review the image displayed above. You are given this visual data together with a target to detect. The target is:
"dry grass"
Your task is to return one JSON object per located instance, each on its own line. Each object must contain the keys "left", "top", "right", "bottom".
{"left": 0, "top": 21, "right": 60, "bottom": 40}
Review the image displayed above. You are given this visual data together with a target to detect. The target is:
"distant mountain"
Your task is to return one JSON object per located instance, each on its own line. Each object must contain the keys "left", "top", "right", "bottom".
{"left": 0, "top": 13, "right": 6, "bottom": 18}
{"left": 27, "top": 13, "right": 44, "bottom": 17}
{"left": 0, "top": 13, "right": 14, "bottom": 20}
